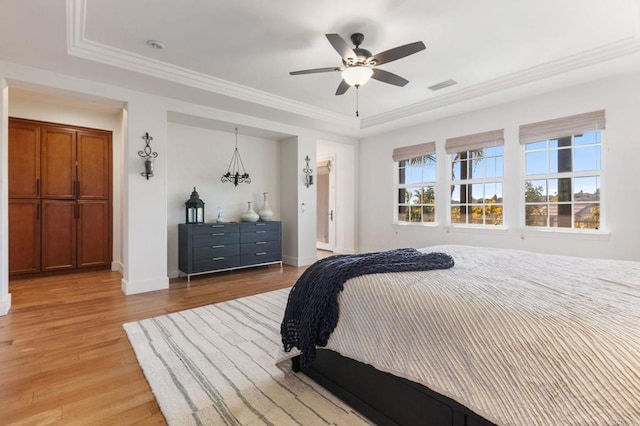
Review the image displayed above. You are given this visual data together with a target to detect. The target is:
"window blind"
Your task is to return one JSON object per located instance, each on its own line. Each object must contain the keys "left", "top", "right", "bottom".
{"left": 445, "top": 129, "right": 504, "bottom": 154}
{"left": 317, "top": 160, "right": 331, "bottom": 175}
{"left": 392, "top": 141, "right": 435, "bottom": 162}
{"left": 519, "top": 110, "right": 605, "bottom": 145}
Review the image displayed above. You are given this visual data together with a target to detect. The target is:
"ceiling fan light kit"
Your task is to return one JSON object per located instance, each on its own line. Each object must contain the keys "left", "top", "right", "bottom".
{"left": 341, "top": 66, "right": 373, "bottom": 87}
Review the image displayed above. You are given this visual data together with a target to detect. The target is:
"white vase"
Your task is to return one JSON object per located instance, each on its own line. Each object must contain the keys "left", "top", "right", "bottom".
{"left": 240, "top": 201, "right": 259, "bottom": 222}
{"left": 258, "top": 192, "right": 274, "bottom": 221}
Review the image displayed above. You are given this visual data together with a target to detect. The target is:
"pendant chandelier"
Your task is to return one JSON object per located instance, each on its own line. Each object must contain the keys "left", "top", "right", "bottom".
{"left": 221, "top": 127, "right": 251, "bottom": 186}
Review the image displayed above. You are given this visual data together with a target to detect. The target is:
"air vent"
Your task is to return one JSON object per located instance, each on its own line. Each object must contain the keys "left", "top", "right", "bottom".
{"left": 146, "top": 40, "right": 165, "bottom": 50}
{"left": 428, "top": 79, "right": 457, "bottom": 91}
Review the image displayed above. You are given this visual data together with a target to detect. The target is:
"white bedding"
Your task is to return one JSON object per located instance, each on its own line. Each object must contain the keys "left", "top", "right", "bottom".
{"left": 278, "top": 245, "right": 640, "bottom": 425}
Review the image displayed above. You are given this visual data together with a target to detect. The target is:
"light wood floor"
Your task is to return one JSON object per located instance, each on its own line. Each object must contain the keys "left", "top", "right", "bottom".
{"left": 0, "top": 265, "right": 305, "bottom": 425}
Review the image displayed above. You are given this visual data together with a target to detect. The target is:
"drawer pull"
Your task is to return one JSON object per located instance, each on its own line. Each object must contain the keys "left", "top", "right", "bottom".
{"left": 256, "top": 230, "right": 266, "bottom": 234}
{"left": 212, "top": 257, "right": 225, "bottom": 261}
{"left": 211, "top": 245, "right": 225, "bottom": 248}
{"left": 256, "top": 252, "right": 267, "bottom": 256}
{"left": 211, "top": 232, "right": 225, "bottom": 236}
{"left": 255, "top": 241, "right": 266, "bottom": 245}
{"left": 210, "top": 225, "right": 224, "bottom": 228}
{"left": 256, "top": 223, "right": 266, "bottom": 226}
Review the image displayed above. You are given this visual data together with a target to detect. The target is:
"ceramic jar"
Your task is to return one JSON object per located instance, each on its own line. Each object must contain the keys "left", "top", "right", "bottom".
{"left": 258, "top": 192, "right": 274, "bottom": 221}
{"left": 240, "top": 201, "right": 259, "bottom": 222}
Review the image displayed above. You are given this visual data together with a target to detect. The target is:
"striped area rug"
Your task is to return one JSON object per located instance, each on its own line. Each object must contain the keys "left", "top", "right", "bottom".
{"left": 123, "top": 288, "right": 369, "bottom": 425}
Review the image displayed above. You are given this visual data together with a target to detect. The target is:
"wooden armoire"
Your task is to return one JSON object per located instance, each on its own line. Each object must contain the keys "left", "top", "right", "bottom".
{"left": 8, "top": 117, "right": 112, "bottom": 275}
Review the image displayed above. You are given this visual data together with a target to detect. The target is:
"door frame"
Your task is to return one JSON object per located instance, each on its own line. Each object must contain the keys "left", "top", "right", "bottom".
{"left": 316, "top": 154, "right": 336, "bottom": 252}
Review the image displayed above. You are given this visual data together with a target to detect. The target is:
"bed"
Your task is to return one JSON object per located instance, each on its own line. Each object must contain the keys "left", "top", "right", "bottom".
{"left": 276, "top": 245, "right": 640, "bottom": 425}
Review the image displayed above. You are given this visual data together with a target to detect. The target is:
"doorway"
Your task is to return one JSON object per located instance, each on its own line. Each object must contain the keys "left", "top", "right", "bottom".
{"left": 316, "top": 156, "right": 335, "bottom": 252}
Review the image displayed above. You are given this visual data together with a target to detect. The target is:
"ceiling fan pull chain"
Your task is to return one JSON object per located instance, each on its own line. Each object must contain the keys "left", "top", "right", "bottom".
{"left": 356, "top": 86, "right": 360, "bottom": 117}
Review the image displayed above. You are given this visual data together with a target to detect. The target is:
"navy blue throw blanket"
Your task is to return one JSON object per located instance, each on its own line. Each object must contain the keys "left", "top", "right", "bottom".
{"left": 281, "top": 248, "right": 454, "bottom": 368}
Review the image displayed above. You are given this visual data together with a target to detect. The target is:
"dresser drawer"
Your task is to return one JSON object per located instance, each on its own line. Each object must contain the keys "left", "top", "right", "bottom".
{"left": 240, "top": 250, "right": 281, "bottom": 266}
{"left": 240, "top": 240, "right": 280, "bottom": 255}
{"left": 191, "top": 223, "right": 239, "bottom": 235}
{"left": 193, "top": 232, "right": 240, "bottom": 247}
{"left": 193, "top": 245, "right": 239, "bottom": 261}
{"left": 193, "top": 255, "right": 240, "bottom": 272}
{"left": 240, "top": 223, "right": 280, "bottom": 243}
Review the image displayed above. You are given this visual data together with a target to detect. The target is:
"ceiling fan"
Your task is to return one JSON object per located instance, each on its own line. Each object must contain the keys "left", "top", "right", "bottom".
{"left": 290, "top": 33, "right": 426, "bottom": 96}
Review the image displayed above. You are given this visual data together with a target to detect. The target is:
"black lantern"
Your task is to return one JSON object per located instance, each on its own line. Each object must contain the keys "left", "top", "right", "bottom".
{"left": 185, "top": 187, "right": 205, "bottom": 223}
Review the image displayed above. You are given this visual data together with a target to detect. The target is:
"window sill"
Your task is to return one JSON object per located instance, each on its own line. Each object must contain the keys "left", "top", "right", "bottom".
{"left": 519, "top": 227, "right": 610, "bottom": 241}
{"left": 445, "top": 224, "right": 508, "bottom": 233}
{"left": 393, "top": 222, "right": 439, "bottom": 229}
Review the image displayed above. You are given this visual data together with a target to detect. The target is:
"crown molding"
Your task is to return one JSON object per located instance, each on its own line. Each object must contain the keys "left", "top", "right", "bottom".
{"left": 361, "top": 36, "right": 640, "bottom": 129}
{"left": 68, "top": 0, "right": 640, "bottom": 134}
{"left": 66, "top": 0, "right": 358, "bottom": 130}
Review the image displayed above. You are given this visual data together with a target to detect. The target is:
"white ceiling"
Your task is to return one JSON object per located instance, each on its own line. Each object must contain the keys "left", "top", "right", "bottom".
{"left": 2, "top": 0, "right": 640, "bottom": 137}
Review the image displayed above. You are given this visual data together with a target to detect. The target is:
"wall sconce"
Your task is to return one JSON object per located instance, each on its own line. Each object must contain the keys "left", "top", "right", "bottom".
{"left": 303, "top": 155, "right": 314, "bottom": 188}
{"left": 138, "top": 132, "right": 158, "bottom": 180}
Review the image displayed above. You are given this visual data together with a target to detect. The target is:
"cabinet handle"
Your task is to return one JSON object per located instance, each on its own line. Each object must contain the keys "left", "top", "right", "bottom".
{"left": 256, "top": 223, "right": 266, "bottom": 226}
{"left": 36, "top": 178, "right": 40, "bottom": 196}
{"left": 210, "top": 225, "right": 224, "bottom": 228}
{"left": 211, "top": 233, "right": 225, "bottom": 236}
{"left": 256, "top": 230, "right": 266, "bottom": 234}
{"left": 37, "top": 203, "right": 40, "bottom": 220}
{"left": 255, "top": 241, "right": 266, "bottom": 245}
{"left": 256, "top": 252, "right": 267, "bottom": 256}
{"left": 212, "top": 257, "right": 225, "bottom": 261}
{"left": 211, "top": 245, "right": 225, "bottom": 248}
{"left": 76, "top": 180, "right": 80, "bottom": 197}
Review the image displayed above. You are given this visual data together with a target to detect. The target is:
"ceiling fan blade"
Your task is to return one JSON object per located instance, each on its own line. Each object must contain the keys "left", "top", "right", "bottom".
{"left": 371, "top": 41, "right": 426, "bottom": 66}
{"left": 326, "top": 33, "right": 357, "bottom": 61}
{"left": 371, "top": 68, "right": 409, "bottom": 87}
{"left": 335, "top": 79, "right": 350, "bottom": 95}
{"left": 290, "top": 67, "right": 341, "bottom": 75}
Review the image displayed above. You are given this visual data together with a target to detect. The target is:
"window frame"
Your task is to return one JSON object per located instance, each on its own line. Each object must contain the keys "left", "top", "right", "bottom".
{"left": 448, "top": 145, "right": 505, "bottom": 227}
{"left": 393, "top": 153, "right": 438, "bottom": 225}
{"left": 522, "top": 131, "right": 605, "bottom": 232}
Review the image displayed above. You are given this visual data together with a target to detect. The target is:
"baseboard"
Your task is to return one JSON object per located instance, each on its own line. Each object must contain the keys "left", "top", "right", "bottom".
{"left": 282, "top": 255, "right": 317, "bottom": 267}
{"left": 0, "top": 292, "right": 12, "bottom": 316}
{"left": 121, "top": 276, "right": 169, "bottom": 295}
{"left": 167, "top": 267, "right": 181, "bottom": 279}
{"left": 111, "top": 261, "right": 123, "bottom": 273}
{"left": 334, "top": 247, "right": 355, "bottom": 255}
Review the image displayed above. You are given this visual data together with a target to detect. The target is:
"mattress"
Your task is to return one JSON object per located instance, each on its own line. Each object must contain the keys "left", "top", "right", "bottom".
{"left": 277, "top": 245, "right": 640, "bottom": 425}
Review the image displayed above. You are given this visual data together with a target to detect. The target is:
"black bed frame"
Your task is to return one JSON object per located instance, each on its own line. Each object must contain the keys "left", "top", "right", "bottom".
{"left": 295, "top": 350, "right": 495, "bottom": 426}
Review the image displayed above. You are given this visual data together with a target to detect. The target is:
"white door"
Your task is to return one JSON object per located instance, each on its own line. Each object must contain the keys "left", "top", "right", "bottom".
{"left": 316, "top": 156, "right": 335, "bottom": 251}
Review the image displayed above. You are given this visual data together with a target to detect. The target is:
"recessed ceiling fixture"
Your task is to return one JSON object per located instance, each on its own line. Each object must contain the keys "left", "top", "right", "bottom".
{"left": 428, "top": 79, "right": 457, "bottom": 91}
{"left": 146, "top": 40, "right": 165, "bottom": 50}
{"left": 289, "top": 33, "right": 426, "bottom": 117}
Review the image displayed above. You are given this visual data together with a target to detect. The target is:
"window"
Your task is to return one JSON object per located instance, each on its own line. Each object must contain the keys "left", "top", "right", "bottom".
{"left": 393, "top": 142, "right": 436, "bottom": 223}
{"left": 446, "top": 129, "right": 504, "bottom": 226}
{"left": 521, "top": 110, "right": 605, "bottom": 230}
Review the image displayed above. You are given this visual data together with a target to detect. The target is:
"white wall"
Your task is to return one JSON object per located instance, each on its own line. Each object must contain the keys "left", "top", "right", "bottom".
{"left": 166, "top": 123, "right": 281, "bottom": 278}
{"left": 0, "top": 60, "right": 359, "bottom": 313}
{"left": 279, "top": 135, "right": 318, "bottom": 266}
{"left": 358, "top": 72, "right": 640, "bottom": 261}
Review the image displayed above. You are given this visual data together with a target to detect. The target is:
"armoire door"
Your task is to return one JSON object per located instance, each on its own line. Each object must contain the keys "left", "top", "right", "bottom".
{"left": 8, "top": 199, "right": 41, "bottom": 274}
{"left": 41, "top": 126, "right": 76, "bottom": 199}
{"left": 77, "top": 200, "right": 111, "bottom": 268}
{"left": 8, "top": 120, "right": 40, "bottom": 198}
{"left": 77, "top": 131, "right": 111, "bottom": 200}
{"left": 41, "top": 200, "right": 76, "bottom": 272}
